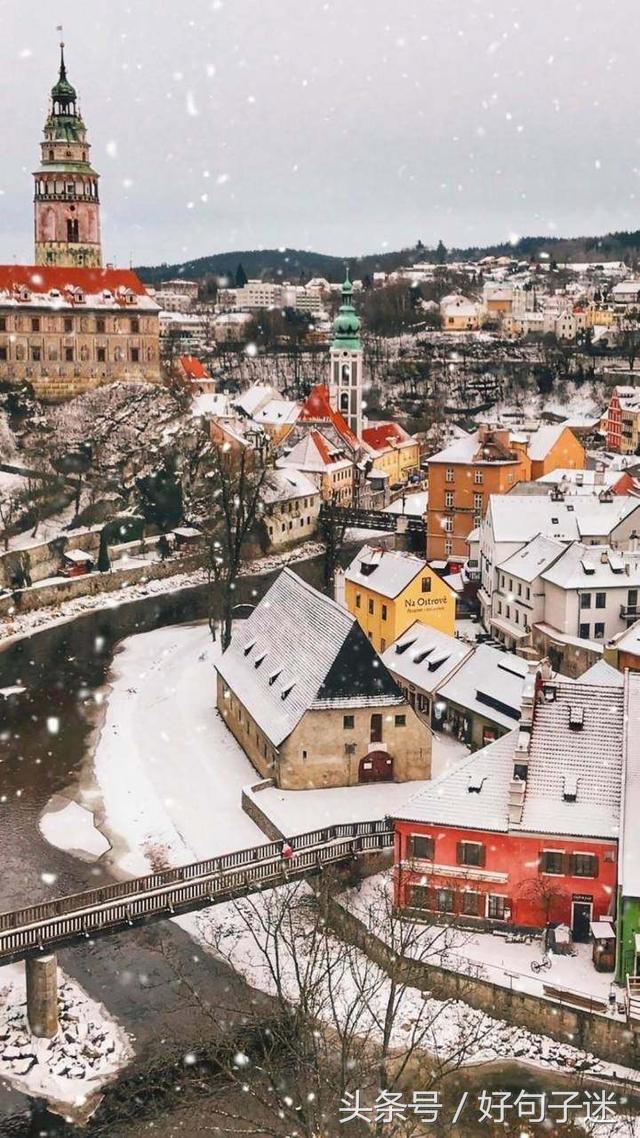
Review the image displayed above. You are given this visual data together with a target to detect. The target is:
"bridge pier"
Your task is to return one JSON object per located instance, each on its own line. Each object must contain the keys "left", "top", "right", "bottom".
{"left": 25, "top": 954, "right": 59, "bottom": 1038}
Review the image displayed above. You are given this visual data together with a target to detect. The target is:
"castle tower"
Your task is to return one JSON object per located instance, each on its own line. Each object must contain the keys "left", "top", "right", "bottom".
{"left": 329, "top": 270, "right": 363, "bottom": 439}
{"left": 33, "top": 42, "right": 102, "bottom": 268}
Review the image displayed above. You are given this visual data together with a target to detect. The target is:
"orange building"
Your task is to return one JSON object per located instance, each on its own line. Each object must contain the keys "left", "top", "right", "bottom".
{"left": 427, "top": 428, "right": 530, "bottom": 560}
{"left": 427, "top": 424, "right": 585, "bottom": 560}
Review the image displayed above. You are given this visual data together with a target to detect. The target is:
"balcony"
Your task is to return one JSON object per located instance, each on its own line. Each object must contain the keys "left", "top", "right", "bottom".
{"left": 620, "top": 604, "right": 640, "bottom": 621}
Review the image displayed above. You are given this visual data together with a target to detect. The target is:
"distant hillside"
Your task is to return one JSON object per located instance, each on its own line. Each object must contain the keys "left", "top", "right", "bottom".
{"left": 136, "top": 230, "right": 640, "bottom": 286}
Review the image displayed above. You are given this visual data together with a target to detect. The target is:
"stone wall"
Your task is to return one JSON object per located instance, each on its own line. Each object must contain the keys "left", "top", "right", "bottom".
{"left": 0, "top": 529, "right": 102, "bottom": 588}
{"left": 0, "top": 551, "right": 204, "bottom": 620}
{"left": 327, "top": 895, "right": 640, "bottom": 1071}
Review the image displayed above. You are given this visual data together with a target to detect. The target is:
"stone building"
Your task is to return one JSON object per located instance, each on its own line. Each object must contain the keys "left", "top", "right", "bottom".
{"left": 216, "top": 569, "right": 431, "bottom": 789}
{"left": 0, "top": 44, "right": 160, "bottom": 400}
{"left": 0, "top": 265, "right": 160, "bottom": 400}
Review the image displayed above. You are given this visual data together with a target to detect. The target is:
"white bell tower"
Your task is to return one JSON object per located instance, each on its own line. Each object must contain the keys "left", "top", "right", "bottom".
{"left": 329, "top": 270, "right": 363, "bottom": 439}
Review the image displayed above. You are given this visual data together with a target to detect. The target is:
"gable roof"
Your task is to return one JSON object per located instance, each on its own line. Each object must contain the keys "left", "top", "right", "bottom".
{"left": 253, "top": 399, "right": 300, "bottom": 427}
{"left": 361, "top": 422, "right": 413, "bottom": 452}
{"left": 178, "top": 355, "right": 208, "bottom": 379}
{"left": 497, "top": 533, "right": 566, "bottom": 583}
{"left": 235, "top": 385, "right": 279, "bottom": 417}
{"left": 394, "top": 677, "right": 624, "bottom": 840}
{"left": 486, "top": 493, "right": 640, "bottom": 544}
{"left": 541, "top": 542, "right": 640, "bottom": 590}
{"left": 298, "top": 384, "right": 360, "bottom": 449}
{"left": 216, "top": 569, "right": 403, "bottom": 747}
{"left": 276, "top": 429, "right": 351, "bottom": 472}
{"left": 436, "top": 644, "right": 528, "bottom": 730}
{"left": 0, "top": 265, "right": 149, "bottom": 296}
{"left": 344, "top": 544, "right": 429, "bottom": 598}
{"left": 578, "top": 660, "right": 624, "bottom": 688}
{"left": 262, "top": 467, "right": 319, "bottom": 503}
{"left": 526, "top": 423, "right": 575, "bottom": 461}
{"left": 381, "top": 621, "right": 472, "bottom": 695}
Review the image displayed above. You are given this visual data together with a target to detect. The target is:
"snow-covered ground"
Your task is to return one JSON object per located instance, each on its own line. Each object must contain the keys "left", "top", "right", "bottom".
{"left": 0, "top": 963, "right": 131, "bottom": 1114}
{"left": 385, "top": 491, "right": 428, "bottom": 517}
{"left": 342, "top": 873, "right": 621, "bottom": 1007}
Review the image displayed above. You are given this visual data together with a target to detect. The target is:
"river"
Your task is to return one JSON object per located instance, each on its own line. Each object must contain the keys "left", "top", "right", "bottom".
{"left": 0, "top": 557, "right": 638, "bottom": 1137}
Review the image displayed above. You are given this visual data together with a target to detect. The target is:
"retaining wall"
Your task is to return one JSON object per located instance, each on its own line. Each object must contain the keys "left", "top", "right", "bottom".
{"left": 328, "top": 896, "right": 640, "bottom": 1071}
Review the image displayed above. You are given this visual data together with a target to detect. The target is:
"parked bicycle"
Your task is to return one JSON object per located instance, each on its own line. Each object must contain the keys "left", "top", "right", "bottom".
{"left": 530, "top": 953, "right": 552, "bottom": 974}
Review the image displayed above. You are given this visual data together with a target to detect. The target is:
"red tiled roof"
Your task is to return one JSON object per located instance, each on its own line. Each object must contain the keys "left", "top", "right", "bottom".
{"left": 310, "top": 429, "right": 334, "bottom": 465}
{"left": 361, "top": 421, "right": 411, "bottom": 451}
{"left": 299, "top": 384, "right": 359, "bottom": 448}
{"left": 0, "top": 265, "right": 149, "bottom": 296}
{"left": 178, "top": 355, "right": 208, "bottom": 379}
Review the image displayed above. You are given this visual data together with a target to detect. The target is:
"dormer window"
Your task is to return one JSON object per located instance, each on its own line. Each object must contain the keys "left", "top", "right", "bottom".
{"left": 281, "top": 683, "right": 295, "bottom": 700}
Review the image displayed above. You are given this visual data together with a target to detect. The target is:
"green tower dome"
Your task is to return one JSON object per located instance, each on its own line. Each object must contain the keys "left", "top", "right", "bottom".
{"left": 331, "top": 269, "right": 361, "bottom": 351}
{"left": 51, "top": 43, "right": 78, "bottom": 104}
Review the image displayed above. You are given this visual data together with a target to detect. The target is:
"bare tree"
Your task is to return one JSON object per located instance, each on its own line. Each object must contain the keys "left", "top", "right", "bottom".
{"left": 200, "top": 439, "right": 268, "bottom": 648}
{"left": 516, "top": 875, "right": 569, "bottom": 928}
{"left": 154, "top": 874, "right": 488, "bottom": 1138}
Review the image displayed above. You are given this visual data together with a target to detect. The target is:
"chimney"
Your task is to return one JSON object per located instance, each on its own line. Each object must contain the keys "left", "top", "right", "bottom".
{"left": 595, "top": 464, "right": 605, "bottom": 486}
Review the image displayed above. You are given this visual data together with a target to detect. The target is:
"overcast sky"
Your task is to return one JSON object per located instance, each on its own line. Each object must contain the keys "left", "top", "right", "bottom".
{"left": 0, "top": 0, "right": 639, "bottom": 266}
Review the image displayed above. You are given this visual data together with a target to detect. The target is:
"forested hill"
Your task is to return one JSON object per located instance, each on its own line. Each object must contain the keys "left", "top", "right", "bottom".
{"left": 136, "top": 229, "right": 640, "bottom": 286}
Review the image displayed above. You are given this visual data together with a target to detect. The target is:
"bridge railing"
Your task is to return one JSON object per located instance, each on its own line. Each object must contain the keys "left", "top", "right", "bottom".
{"left": 0, "top": 820, "right": 390, "bottom": 936}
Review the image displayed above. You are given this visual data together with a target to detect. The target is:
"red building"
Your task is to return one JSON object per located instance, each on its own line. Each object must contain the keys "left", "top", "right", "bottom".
{"left": 392, "top": 675, "right": 623, "bottom": 940}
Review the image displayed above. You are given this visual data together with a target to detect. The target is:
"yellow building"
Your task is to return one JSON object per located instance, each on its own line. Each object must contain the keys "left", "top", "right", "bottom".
{"left": 362, "top": 423, "right": 421, "bottom": 486}
{"left": 343, "top": 544, "right": 456, "bottom": 653}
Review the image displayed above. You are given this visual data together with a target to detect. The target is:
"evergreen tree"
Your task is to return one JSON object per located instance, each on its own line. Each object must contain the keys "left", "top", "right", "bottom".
{"left": 235, "top": 262, "right": 248, "bottom": 288}
{"left": 435, "top": 239, "right": 447, "bottom": 265}
{"left": 97, "top": 529, "right": 111, "bottom": 572}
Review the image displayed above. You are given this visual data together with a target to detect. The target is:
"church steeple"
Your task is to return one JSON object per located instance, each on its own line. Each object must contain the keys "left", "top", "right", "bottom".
{"left": 33, "top": 41, "right": 102, "bottom": 268}
{"left": 329, "top": 268, "right": 364, "bottom": 439}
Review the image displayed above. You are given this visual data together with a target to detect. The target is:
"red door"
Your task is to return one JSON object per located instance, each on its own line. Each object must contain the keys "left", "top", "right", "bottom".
{"left": 359, "top": 751, "right": 394, "bottom": 783}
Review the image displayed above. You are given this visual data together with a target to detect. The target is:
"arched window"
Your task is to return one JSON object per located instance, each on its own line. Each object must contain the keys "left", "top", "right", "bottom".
{"left": 340, "top": 392, "right": 349, "bottom": 413}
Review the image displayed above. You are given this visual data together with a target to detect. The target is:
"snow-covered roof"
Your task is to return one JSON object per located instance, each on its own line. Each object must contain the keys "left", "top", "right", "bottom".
{"left": 384, "top": 491, "right": 428, "bottom": 517}
{"left": 382, "top": 621, "right": 471, "bottom": 693}
{"left": 578, "top": 660, "right": 624, "bottom": 688}
{"left": 344, "top": 545, "right": 429, "bottom": 599}
{"left": 526, "top": 423, "right": 572, "bottom": 461}
{"left": 541, "top": 543, "right": 640, "bottom": 590}
{"left": 262, "top": 468, "right": 319, "bottom": 503}
{"left": 393, "top": 731, "right": 517, "bottom": 831}
{"left": 536, "top": 467, "right": 624, "bottom": 492}
{"left": 253, "top": 399, "right": 300, "bottom": 427}
{"left": 191, "top": 393, "right": 231, "bottom": 419}
{"left": 436, "top": 645, "right": 528, "bottom": 730}
{"left": 235, "top": 385, "right": 279, "bottom": 417}
{"left": 621, "top": 672, "right": 640, "bottom": 896}
{"left": 216, "top": 569, "right": 404, "bottom": 747}
{"left": 497, "top": 533, "right": 566, "bottom": 583}
{"left": 520, "top": 680, "right": 623, "bottom": 839}
{"left": 428, "top": 429, "right": 519, "bottom": 467}
{"left": 395, "top": 677, "right": 624, "bottom": 840}
{"left": 607, "top": 618, "right": 640, "bottom": 657}
{"left": 276, "top": 430, "right": 352, "bottom": 473}
{"left": 487, "top": 493, "right": 640, "bottom": 544}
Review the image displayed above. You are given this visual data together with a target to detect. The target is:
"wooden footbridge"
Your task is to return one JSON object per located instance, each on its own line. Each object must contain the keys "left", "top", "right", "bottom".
{"left": 0, "top": 820, "right": 391, "bottom": 968}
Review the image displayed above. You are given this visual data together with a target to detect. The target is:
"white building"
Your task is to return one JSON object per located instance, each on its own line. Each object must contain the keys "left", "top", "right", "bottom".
{"left": 261, "top": 468, "right": 320, "bottom": 549}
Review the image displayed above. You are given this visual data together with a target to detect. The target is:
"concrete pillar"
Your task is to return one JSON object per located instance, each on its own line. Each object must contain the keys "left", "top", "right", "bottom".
{"left": 25, "top": 954, "right": 59, "bottom": 1038}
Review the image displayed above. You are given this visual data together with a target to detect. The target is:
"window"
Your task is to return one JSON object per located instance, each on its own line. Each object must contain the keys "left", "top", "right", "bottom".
{"left": 457, "top": 841, "right": 485, "bottom": 867}
{"left": 31, "top": 318, "right": 40, "bottom": 332}
{"left": 445, "top": 540, "right": 453, "bottom": 556}
{"left": 595, "top": 592, "right": 606, "bottom": 609}
{"left": 629, "top": 589, "right": 638, "bottom": 609}
{"left": 381, "top": 604, "right": 387, "bottom": 621}
{"left": 345, "top": 742, "right": 356, "bottom": 756}
{"left": 380, "top": 638, "right": 386, "bottom": 652}
{"left": 343, "top": 715, "right": 354, "bottom": 730}
{"left": 130, "top": 317, "right": 140, "bottom": 333}
{"left": 594, "top": 622, "right": 605, "bottom": 639}
{"left": 445, "top": 491, "right": 454, "bottom": 508}
{"left": 355, "top": 593, "right": 361, "bottom": 609}
{"left": 444, "top": 517, "right": 453, "bottom": 533}
{"left": 445, "top": 468, "right": 454, "bottom": 483}
{"left": 97, "top": 347, "right": 106, "bottom": 363}
{"left": 579, "top": 623, "right": 590, "bottom": 639}
{"left": 395, "top": 714, "right": 406, "bottom": 727}
{"left": 462, "top": 891, "right": 482, "bottom": 917}
{"left": 409, "top": 885, "right": 430, "bottom": 909}
{"left": 487, "top": 894, "right": 507, "bottom": 920}
{"left": 64, "top": 347, "right": 74, "bottom": 362}
{"left": 421, "top": 577, "right": 432, "bottom": 593}
{"left": 370, "top": 713, "right": 383, "bottom": 743}
{"left": 0, "top": 318, "right": 5, "bottom": 332}
{"left": 409, "top": 834, "right": 434, "bottom": 860}
{"left": 540, "top": 850, "right": 564, "bottom": 875}
{"left": 31, "top": 346, "right": 41, "bottom": 361}
{"left": 0, "top": 347, "right": 7, "bottom": 361}
{"left": 64, "top": 317, "right": 73, "bottom": 333}
{"left": 580, "top": 593, "right": 591, "bottom": 610}
{"left": 436, "top": 888, "right": 454, "bottom": 914}
{"left": 571, "top": 852, "right": 598, "bottom": 878}
{"left": 96, "top": 318, "right": 106, "bottom": 334}
{"left": 131, "top": 348, "right": 140, "bottom": 363}
{"left": 67, "top": 218, "right": 79, "bottom": 243}
{"left": 302, "top": 750, "right": 308, "bottom": 760}
{"left": 474, "top": 469, "right": 483, "bottom": 484}
{"left": 368, "top": 598, "right": 374, "bottom": 615}
{"left": 474, "top": 492, "right": 483, "bottom": 510}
